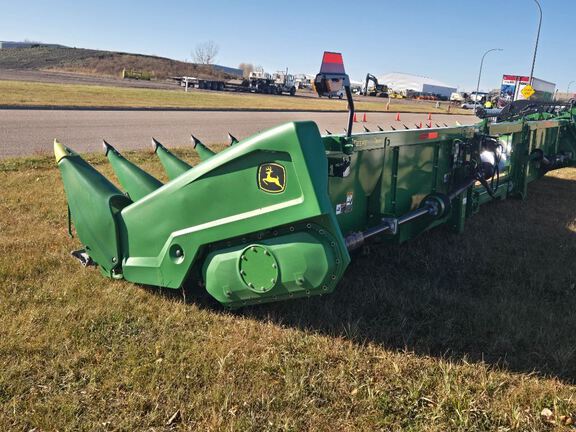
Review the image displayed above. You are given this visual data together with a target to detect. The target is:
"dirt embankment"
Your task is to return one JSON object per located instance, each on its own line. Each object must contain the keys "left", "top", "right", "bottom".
{"left": 0, "top": 46, "right": 228, "bottom": 80}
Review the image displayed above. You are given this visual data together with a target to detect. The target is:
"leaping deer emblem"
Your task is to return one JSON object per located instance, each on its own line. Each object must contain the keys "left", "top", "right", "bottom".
{"left": 262, "top": 166, "right": 282, "bottom": 188}
{"left": 260, "top": 164, "right": 285, "bottom": 192}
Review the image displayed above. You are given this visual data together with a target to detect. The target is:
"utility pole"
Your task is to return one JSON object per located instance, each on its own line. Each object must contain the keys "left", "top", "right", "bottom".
{"left": 567, "top": 80, "right": 575, "bottom": 99}
{"left": 474, "top": 48, "right": 503, "bottom": 112}
{"left": 528, "top": 0, "right": 542, "bottom": 85}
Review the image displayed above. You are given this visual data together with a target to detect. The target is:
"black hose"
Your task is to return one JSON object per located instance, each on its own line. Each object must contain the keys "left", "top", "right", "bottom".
{"left": 448, "top": 178, "right": 476, "bottom": 201}
{"left": 345, "top": 86, "right": 354, "bottom": 138}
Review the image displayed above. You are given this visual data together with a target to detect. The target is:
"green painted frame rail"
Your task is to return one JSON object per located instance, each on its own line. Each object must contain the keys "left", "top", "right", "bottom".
{"left": 54, "top": 107, "right": 576, "bottom": 308}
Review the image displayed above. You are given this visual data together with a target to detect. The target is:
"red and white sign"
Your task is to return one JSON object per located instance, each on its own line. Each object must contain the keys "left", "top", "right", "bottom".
{"left": 502, "top": 75, "right": 529, "bottom": 84}
{"left": 500, "top": 75, "right": 531, "bottom": 101}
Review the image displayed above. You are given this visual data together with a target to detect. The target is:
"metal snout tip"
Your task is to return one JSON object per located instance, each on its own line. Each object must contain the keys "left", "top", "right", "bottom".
{"left": 151, "top": 137, "right": 162, "bottom": 152}
{"left": 190, "top": 135, "right": 201, "bottom": 148}
{"left": 227, "top": 132, "right": 239, "bottom": 146}
{"left": 102, "top": 140, "right": 113, "bottom": 156}
{"left": 54, "top": 139, "right": 68, "bottom": 163}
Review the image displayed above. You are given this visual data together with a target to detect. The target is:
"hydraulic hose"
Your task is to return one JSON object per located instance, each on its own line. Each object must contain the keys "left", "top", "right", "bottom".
{"left": 448, "top": 178, "right": 476, "bottom": 201}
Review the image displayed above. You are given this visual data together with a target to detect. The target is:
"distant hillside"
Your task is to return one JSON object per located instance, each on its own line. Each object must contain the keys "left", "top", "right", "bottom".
{"left": 0, "top": 46, "right": 234, "bottom": 80}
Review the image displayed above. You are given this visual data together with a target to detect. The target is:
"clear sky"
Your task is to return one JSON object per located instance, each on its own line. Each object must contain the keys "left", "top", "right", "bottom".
{"left": 1, "top": 0, "right": 574, "bottom": 92}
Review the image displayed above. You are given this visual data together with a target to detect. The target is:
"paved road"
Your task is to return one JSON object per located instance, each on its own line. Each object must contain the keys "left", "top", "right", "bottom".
{"left": 0, "top": 110, "right": 477, "bottom": 158}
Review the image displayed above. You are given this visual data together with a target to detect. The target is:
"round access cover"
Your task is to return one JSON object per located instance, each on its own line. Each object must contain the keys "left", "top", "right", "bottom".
{"left": 238, "top": 245, "right": 279, "bottom": 293}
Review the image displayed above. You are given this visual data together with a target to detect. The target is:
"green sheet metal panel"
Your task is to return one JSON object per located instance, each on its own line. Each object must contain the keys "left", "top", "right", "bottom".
{"left": 118, "top": 121, "right": 350, "bottom": 289}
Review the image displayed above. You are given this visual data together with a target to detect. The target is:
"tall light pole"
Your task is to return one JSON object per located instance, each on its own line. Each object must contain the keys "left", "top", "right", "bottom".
{"left": 528, "top": 0, "right": 542, "bottom": 85}
{"left": 474, "top": 48, "right": 503, "bottom": 112}
{"left": 567, "top": 80, "right": 575, "bottom": 99}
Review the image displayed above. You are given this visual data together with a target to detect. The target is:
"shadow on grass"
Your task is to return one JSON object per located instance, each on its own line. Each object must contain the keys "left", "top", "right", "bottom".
{"left": 167, "top": 173, "right": 576, "bottom": 383}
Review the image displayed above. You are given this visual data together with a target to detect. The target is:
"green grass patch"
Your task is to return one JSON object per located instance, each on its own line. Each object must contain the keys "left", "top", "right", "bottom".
{"left": 0, "top": 79, "right": 471, "bottom": 114}
{"left": 1, "top": 151, "right": 575, "bottom": 430}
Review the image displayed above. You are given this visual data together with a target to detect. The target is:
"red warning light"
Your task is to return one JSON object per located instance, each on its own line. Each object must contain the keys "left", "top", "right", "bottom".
{"left": 323, "top": 52, "right": 343, "bottom": 64}
{"left": 320, "top": 51, "right": 346, "bottom": 74}
{"left": 418, "top": 132, "right": 439, "bottom": 140}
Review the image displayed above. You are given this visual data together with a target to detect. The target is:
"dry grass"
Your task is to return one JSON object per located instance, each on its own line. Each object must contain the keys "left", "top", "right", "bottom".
{"left": 49, "top": 54, "right": 227, "bottom": 81}
{"left": 0, "top": 80, "right": 470, "bottom": 114}
{"left": 0, "top": 47, "right": 224, "bottom": 80}
{"left": 1, "top": 150, "right": 575, "bottom": 431}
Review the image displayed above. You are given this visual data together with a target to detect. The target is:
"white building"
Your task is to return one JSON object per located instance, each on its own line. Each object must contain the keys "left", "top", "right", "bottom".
{"left": 378, "top": 72, "right": 457, "bottom": 99}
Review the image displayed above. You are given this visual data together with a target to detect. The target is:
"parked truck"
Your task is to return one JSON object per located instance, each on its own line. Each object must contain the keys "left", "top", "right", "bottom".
{"left": 172, "top": 68, "right": 297, "bottom": 96}
{"left": 274, "top": 71, "right": 297, "bottom": 96}
{"left": 248, "top": 69, "right": 297, "bottom": 95}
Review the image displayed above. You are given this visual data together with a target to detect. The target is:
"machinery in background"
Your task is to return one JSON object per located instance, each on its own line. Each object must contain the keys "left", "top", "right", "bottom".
{"left": 389, "top": 91, "right": 405, "bottom": 99}
{"left": 270, "top": 69, "right": 297, "bottom": 96}
{"left": 362, "top": 73, "right": 389, "bottom": 97}
{"left": 172, "top": 67, "right": 297, "bottom": 96}
{"left": 294, "top": 74, "right": 314, "bottom": 89}
{"left": 122, "top": 68, "right": 153, "bottom": 81}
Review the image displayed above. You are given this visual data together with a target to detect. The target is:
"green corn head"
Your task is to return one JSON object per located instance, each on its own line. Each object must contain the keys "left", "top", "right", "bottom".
{"left": 54, "top": 54, "right": 576, "bottom": 308}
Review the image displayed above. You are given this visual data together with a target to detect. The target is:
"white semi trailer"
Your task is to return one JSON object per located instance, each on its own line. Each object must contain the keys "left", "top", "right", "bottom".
{"left": 500, "top": 75, "right": 556, "bottom": 102}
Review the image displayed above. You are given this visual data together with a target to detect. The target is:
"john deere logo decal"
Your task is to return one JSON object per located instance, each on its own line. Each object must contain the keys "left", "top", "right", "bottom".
{"left": 258, "top": 163, "right": 286, "bottom": 193}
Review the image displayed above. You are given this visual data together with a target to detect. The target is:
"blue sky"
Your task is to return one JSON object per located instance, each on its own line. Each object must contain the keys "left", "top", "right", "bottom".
{"left": 1, "top": 0, "right": 574, "bottom": 92}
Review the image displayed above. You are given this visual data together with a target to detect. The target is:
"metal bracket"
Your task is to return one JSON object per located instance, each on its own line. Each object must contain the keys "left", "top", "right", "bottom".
{"left": 71, "top": 249, "right": 94, "bottom": 267}
{"left": 381, "top": 217, "right": 398, "bottom": 235}
{"left": 329, "top": 157, "right": 351, "bottom": 178}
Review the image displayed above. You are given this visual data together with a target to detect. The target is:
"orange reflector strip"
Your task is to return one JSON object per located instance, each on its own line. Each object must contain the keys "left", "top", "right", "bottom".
{"left": 419, "top": 132, "right": 439, "bottom": 140}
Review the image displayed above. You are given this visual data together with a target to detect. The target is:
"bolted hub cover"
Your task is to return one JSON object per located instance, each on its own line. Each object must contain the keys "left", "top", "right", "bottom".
{"left": 421, "top": 193, "right": 451, "bottom": 219}
{"left": 238, "top": 245, "right": 279, "bottom": 293}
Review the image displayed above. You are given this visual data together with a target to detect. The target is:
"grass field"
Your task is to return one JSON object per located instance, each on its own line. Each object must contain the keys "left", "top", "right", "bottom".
{"left": 0, "top": 79, "right": 470, "bottom": 114}
{"left": 1, "top": 150, "right": 575, "bottom": 431}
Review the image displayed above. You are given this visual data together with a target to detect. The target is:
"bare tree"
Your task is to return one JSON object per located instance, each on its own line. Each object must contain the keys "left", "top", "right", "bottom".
{"left": 192, "top": 41, "right": 219, "bottom": 65}
{"left": 238, "top": 63, "right": 254, "bottom": 78}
